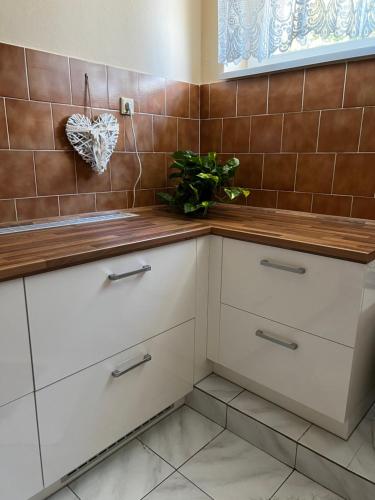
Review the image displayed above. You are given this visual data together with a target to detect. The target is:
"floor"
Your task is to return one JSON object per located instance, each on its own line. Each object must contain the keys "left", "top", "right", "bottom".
{"left": 47, "top": 402, "right": 343, "bottom": 500}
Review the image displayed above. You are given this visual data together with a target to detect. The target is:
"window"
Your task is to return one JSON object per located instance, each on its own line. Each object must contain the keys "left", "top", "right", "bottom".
{"left": 219, "top": 0, "right": 375, "bottom": 78}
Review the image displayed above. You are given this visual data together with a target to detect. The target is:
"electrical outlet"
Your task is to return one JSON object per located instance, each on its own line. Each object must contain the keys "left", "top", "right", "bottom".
{"left": 120, "top": 97, "right": 135, "bottom": 115}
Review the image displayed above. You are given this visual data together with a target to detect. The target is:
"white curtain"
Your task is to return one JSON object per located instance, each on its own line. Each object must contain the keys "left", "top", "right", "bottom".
{"left": 218, "top": 0, "right": 375, "bottom": 64}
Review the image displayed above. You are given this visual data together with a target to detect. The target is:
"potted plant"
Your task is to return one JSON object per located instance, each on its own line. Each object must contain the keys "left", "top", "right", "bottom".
{"left": 158, "top": 151, "right": 250, "bottom": 216}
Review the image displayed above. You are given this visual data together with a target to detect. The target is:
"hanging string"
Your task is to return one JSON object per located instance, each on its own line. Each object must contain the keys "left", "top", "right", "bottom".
{"left": 84, "top": 73, "right": 93, "bottom": 119}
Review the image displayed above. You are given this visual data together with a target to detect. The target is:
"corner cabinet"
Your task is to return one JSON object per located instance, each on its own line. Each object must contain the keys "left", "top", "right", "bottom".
{"left": 207, "top": 236, "right": 375, "bottom": 438}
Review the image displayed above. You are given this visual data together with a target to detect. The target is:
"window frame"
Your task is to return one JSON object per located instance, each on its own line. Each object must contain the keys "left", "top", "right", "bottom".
{"left": 219, "top": 37, "right": 375, "bottom": 80}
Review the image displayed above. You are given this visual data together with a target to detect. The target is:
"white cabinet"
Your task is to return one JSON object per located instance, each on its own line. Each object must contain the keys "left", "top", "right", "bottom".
{"left": 26, "top": 240, "right": 196, "bottom": 389}
{"left": 219, "top": 304, "right": 353, "bottom": 421}
{"left": 37, "top": 320, "right": 194, "bottom": 486}
{"left": 221, "top": 238, "right": 364, "bottom": 347}
{"left": 0, "top": 394, "right": 43, "bottom": 500}
{"left": 0, "top": 279, "right": 33, "bottom": 406}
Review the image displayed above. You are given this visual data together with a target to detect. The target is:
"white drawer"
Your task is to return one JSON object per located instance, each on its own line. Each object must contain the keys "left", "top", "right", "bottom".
{"left": 219, "top": 305, "right": 353, "bottom": 421}
{"left": 26, "top": 239, "right": 196, "bottom": 388}
{"left": 0, "top": 394, "right": 43, "bottom": 500}
{"left": 0, "top": 279, "right": 33, "bottom": 406}
{"left": 36, "top": 319, "right": 194, "bottom": 486}
{"left": 221, "top": 238, "right": 364, "bottom": 347}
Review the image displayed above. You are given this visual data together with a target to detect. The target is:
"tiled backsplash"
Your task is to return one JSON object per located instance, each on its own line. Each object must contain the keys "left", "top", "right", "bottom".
{"left": 200, "top": 60, "right": 375, "bottom": 220}
{"left": 0, "top": 40, "right": 374, "bottom": 222}
{"left": 0, "top": 42, "right": 199, "bottom": 223}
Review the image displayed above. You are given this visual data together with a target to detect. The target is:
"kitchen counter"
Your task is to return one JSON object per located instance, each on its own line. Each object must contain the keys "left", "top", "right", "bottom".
{"left": 0, "top": 204, "right": 374, "bottom": 281}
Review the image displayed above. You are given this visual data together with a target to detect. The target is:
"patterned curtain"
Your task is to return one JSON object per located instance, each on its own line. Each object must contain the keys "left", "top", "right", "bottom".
{"left": 218, "top": 0, "right": 375, "bottom": 64}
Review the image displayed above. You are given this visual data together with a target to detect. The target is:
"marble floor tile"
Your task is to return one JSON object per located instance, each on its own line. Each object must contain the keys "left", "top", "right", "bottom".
{"left": 143, "top": 472, "right": 212, "bottom": 499}
{"left": 185, "top": 387, "right": 227, "bottom": 426}
{"left": 230, "top": 390, "right": 310, "bottom": 441}
{"left": 227, "top": 406, "right": 297, "bottom": 467}
{"left": 139, "top": 405, "right": 223, "bottom": 467}
{"left": 299, "top": 424, "right": 363, "bottom": 468}
{"left": 69, "top": 438, "right": 173, "bottom": 500}
{"left": 180, "top": 430, "right": 292, "bottom": 500}
{"left": 47, "top": 488, "right": 78, "bottom": 500}
{"left": 195, "top": 374, "right": 243, "bottom": 403}
{"left": 347, "top": 407, "right": 375, "bottom": 483}
{"left": 296, "top": 445, "right": 375, "bottom": 500}
{"left": 271, "top": 471, "right": 343, "bottom": 499}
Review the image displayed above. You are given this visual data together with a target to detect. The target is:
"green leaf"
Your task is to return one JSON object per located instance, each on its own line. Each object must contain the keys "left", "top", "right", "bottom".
{"left": 184, "top": 202, "right": 200, "bottom": 213}
{"left": 224, "top": 187, "right": 250, "bottom": 200}
{"left": 189, "top": 183, "right": 199, "bottom": 200}
{"left": 157, "top": 192, "right": 174, "bottom": 204}
{"left": 197, "top": 173, "right": 219, "bottom": 184}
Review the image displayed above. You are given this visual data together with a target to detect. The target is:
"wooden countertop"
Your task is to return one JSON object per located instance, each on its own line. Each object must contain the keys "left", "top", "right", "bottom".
{"left": 0, "top": 204, "right": 374, "bottom": 281}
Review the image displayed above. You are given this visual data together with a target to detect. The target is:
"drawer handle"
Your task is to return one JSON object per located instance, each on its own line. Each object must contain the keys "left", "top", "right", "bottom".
{"left": 255, "top": 329, "right": 298, "bottom": 351}
{"left": 112, "top": 353, "right": 152, "bottom": 378}
{"left": 108, "top": 264, "right": 151, "bottom": 281}
{"left": 260, "top": 259, "right": 306, "bottom": 275}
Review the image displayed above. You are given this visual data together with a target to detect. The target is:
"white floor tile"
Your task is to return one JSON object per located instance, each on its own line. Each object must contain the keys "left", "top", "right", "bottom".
{"left": 139, "top": 405, "right": 223, "bottom": 467}
{"left": 69, "top": 439, "right": 173, "bottom": 500}
{"left": 272, "top": 471, "right": 343, "bottom": 499}
{"left": 180, "top": 430, "right": 292, "bottom": 500}
{"left": 196, "top": 374, "right": 243, "bottom": 403}
{"left": 47, "top": 488, "right": 78, "bottom": 500}
{"left": 143, "top": 472, "right": 211, "bottom": 499}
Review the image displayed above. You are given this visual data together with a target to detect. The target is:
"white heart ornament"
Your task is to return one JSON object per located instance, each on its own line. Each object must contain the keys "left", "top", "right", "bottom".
{"left": 66, "top": 113, "right": 119, "bottom": 174}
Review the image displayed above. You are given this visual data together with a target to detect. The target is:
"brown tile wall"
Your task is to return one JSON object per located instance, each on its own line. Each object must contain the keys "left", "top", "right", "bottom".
{"left": 201, "top": 60, "right": 375, "bottom": 220}
{"left": 0, "top": 42, "right": 199, "bottom": 223}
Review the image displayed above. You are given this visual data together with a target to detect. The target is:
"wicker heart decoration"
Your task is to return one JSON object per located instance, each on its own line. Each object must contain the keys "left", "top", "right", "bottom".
{"left": 66, "top": 113, "right": 119, "bottom": 175}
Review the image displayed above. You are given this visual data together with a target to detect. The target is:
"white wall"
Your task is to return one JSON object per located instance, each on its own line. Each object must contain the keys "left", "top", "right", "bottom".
{"left": 201, "top": 0, "right": 222, "bottom": 83}
{"left": 0, "top": 0, "right": 202, "bottom": 83}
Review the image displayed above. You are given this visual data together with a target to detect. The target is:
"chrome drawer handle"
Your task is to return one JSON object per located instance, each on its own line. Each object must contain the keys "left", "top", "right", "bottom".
{"left": 260, "top": 259, "right": 306, "bottom": 275}
{"left": 255, "top": 329, "right": 298, "bottom": 351}
{"left": 108, "top": 264, "right": 151, "bottom": 281}
{"left": 112, "top": 353, "right": 152, "bottom": 378}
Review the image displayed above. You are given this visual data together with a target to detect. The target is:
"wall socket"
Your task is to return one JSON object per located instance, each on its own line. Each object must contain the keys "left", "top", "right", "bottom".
{"left": 120, "top": 97, "right": 135, "bottom": 115}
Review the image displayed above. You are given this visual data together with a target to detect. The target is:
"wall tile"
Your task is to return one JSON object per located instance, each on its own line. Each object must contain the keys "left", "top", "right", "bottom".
{"left": 129, "top": 189, "right": 155, "bottom": 207}
{"left": 318, "top": 108, "right": 362, "bottom": 152}
{"left": 200, "top": 119, "right": 222, "bottom": 154}
{"left": 153, "top": 116, "right": 177, "bottom": 152}
{"left": 237, "top": 76, "right": 268, "bottom": 116}
{"left": 359, "top": 107, "right": 375, "bottom": 152}
{"left": 190, "top": 84, "right": 200, "bottom": 119}
{"left": 166, "top": 80, "right": 189, "bottom": 118}
{"left": 6, "top": 99, "right": 54, "bottom": 150}
{"left": 125, "top": 113, "right": 152, "bottom": 152}
{"left": 333, "top": 154, "right": 375, "bottom": 196}
{"left": 222, "top": 117, "right": 250, "bottom": 153}
{"left": 140, "top": 153, "right": 166, "bottom": 189}
{"left": 312, "top": 194, "right": 352, "bottom": 217}
{"left": 139, "top": 74, "right": 165, "bottom": 115}
{"left": 96, "top": 191, "right": 127, "bottom": 211}
{"left": 251, "top": 115, "right": 282, "bottom": 153}
{"left": 0, "top": 99, "right": 9, "bottom": 149}
{"left": 235, "top": 154, "right": 263, "bottom": 189}
{"left": 277, "top": 191, "right": 312, "bottom": 212}
{"left": 52, "top": 103, "right": 84, "bottom": 150}
{"left": 210, "top": 81, "right": 237, "bottom": 118}
{"left": 0, "top": 151, "right": 35, "bottom": 198}
{"left": 247, "top": 190, "right": 277, "bottom": 208}
{"left": 107, "top": 66, "right": 139, "bottom": 111}
{"left": 0, "top": 43, "right": 28, "bottom": 99}
{"left": 263, "top": 154, "right": 296, "bottom": 191}
{"left": 16, "top": 196, "right": 59, "bottom": 221}
{"left": 200, "top": 85, "right": 210, "bottom": 119}
{"left": 76, "top": 155, "right": 111, "bottom": 193}
{"left": 178, "top": 119, "right": 199, "bottom": 152}
{"left": 0, "top": 200, "right": 16, "bottom": 223}
{"left": 59, "top": 193, "right": 95, "bottom": 216}
{"left": 295, "top": 154, "right": 335, "bottom": 194}
{"left": 35, "top": 151, "right": 76, "bottom": 195}
{"left": 26, "top": 49, "right": 71, "bottom": 104}
{"left": 345, "top": 59, "right": 375, "bottom": 107}
{"left": 352, "top": 197, "right": 375, "bottom": 220}
{"left": 269, "top": 70, "right": 304, "bottom": 113}
{"left": 110, "top": 153, "right": 139, "bottom": 191}
{"left": 70, "top": 58, "right": 108, "bottom": 109}
{"left": 283, "top": 112, "right": 319, "bottom": 152}
{"left": 303, "top": 65, "right": 345, "bottom": 110}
